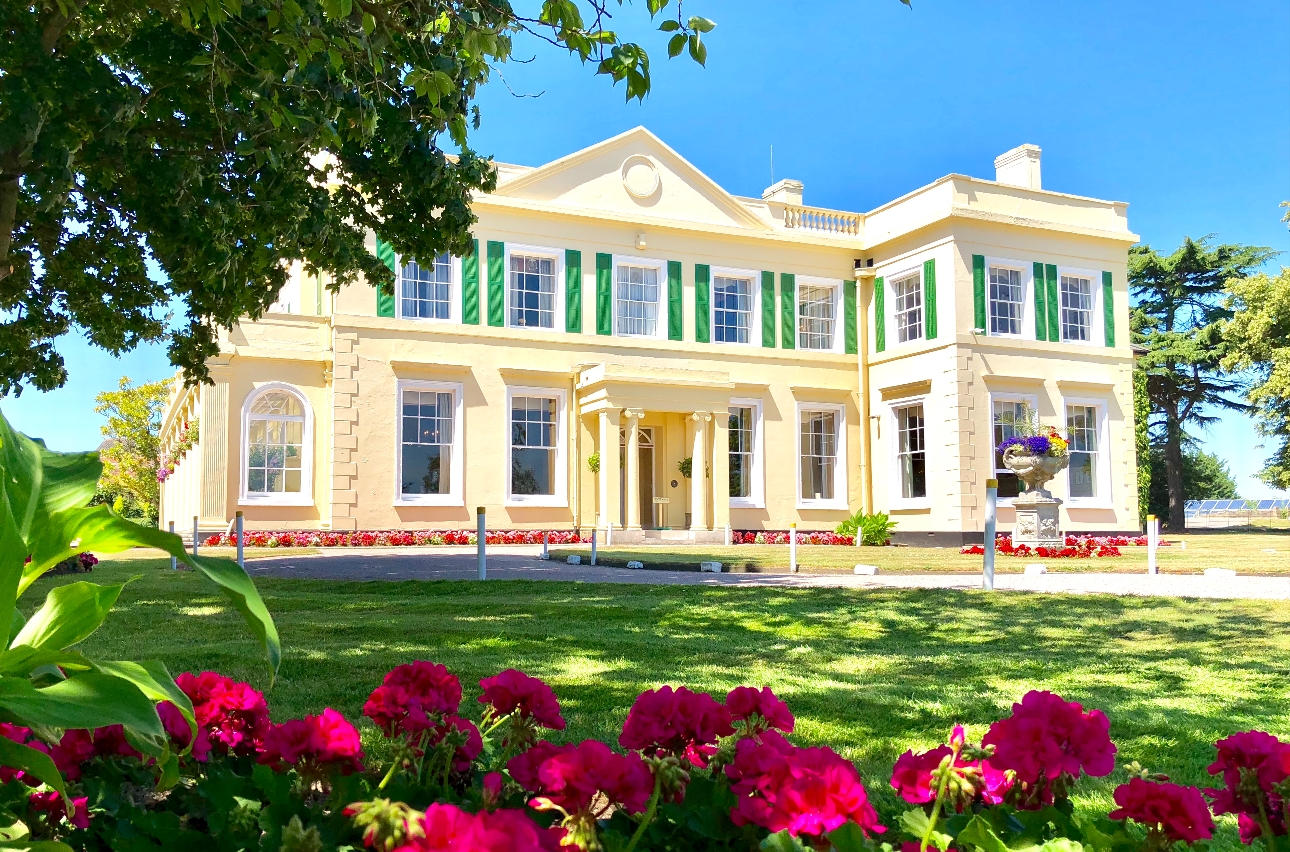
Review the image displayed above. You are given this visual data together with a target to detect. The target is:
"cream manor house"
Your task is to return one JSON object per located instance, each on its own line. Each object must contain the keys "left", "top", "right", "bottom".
{"left": 158, "top": 128, "right": 1141, "bottom": 545}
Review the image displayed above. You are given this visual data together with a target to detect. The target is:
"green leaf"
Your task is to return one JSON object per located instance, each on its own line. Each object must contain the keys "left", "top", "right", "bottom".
{"left": 658, "top": 19, "right": 680, "bottom": 32}
{"left": 96, "top": 660, "right": 196, "bottom": 742}
{"left": 828, "top": 821, "right": 876, "bottom": 852}
{"left": 18, "top": 506, "right": 279, "bottom": 678}
{"left": 13, "top": 581, "right": 126, "bottom": 651}
{"left": 688, "top": 15, "right": 716, "bottom": 33}
{"left": 760, "top": 829, "right": 809, "bottom": 851}
{"left": 0, "top": 646, "right": 92, "bottom": 678}
{"left": 687, "top": 33, "right": 707, "bottom": 66}
{"left": 0, "top": 738, "right": 72, "bottom": 828}
{"left": 0, "top": 837, "right": 75, "bottom": 850}
{"left": 361, "top": 12, "right": 375, "bottom": 34}
{"left": 0, "top": 673, "right": 164, "bottom": 750}
{"left": 901, "top": 809, "right": 955, "bottom": 852}
{"left": 667, "top": 32, "right": 686, "bottom": 58}
{"left": 957, "top": 815, "right": 1012, "bottom": 852}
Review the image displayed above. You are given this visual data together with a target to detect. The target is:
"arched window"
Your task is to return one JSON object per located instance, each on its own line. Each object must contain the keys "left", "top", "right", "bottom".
{"left": 242, "top": 385, "right": 312, "bottom": 504}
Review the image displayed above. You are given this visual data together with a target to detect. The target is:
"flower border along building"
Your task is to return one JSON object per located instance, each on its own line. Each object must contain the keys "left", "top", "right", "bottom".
{"left": 157, "top": 128, "right": 1141, "bottom": 545}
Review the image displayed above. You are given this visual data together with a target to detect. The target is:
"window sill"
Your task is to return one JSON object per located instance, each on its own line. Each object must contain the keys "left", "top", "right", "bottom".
{"left": 239, "top": 497, "right": 315, "bottom": 508}
{"left": 507, "top": 323, "right": 560, "bottom": 333}
{"left": 505, "top": 496, "right": 568, "bottom": 508}
{"left": 395, "top": 496, "right": 465, "bottom": 508}
{"left": 889, "top": 498, "right": 931, "bottom": 511}
{"left": 1067, "top": 500, "right": 1113, "bottom": 510}
{"left": 397, "top": 315, "right": 456, "bottom": 325}
{"left": 797, "top": 499, "right": 848, "bottom": 511}
{"left": 730, "top": 499, "right": 766, "bottom": 510}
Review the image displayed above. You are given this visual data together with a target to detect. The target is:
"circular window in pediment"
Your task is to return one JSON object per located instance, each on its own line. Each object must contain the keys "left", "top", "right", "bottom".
{"left": 621, "top": 155, "right": 661, "bottom": 200}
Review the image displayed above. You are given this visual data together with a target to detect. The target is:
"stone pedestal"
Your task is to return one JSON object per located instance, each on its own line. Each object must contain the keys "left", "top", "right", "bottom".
{"left": 1011, "top": 495, "right": 1063, "bottom": 549}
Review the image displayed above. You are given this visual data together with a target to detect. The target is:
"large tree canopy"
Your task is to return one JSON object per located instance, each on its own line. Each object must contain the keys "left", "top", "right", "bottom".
{"left": 1129, "top": 236, "right": 1276, "bottom": 529}
{"left": 1223, "top": 265, "right": 1290, "bottom": 489}
{"left": 0, "top": 0, "right": 753, "bottom": 394}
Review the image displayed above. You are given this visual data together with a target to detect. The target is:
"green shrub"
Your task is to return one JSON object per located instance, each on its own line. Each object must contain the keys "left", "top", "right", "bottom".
{"left": 834, "top": 511, "right": 898, "bottom": 545}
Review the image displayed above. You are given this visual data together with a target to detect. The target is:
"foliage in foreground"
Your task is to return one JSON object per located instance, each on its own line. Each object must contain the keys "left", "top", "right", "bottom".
{"left": 1223, "top": 265, "right": 1290, "bottom": 490}
{"left": 1, "top": 659, "right": 1285, "bottom": 852}
{"left": 93, "top": 376, "right": 173, "bottom": 525}
{"left": 0, "top": 408, "right": 278, "bottom": 835}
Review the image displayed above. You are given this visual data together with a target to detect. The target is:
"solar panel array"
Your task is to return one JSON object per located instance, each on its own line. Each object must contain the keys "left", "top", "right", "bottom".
{"left": 1185, "top": 498, "right": 1290, "bottom": 515}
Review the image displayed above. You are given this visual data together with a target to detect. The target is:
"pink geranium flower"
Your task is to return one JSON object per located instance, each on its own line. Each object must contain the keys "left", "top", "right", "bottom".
{"left": 364, "top": 661, "right": 462, "bottom": 739}
{"left": 619, "top": 686, "right": 734, "bottom": 767}
{"left": 259, "top": 708, "right": 364, "bottom": 775}
{"left": 28, "top": 790, "right": 90, "bottom": 830}
{"left": 726, "top": 687, "right": 795, "bottom": 735}
{"left": 891, "top": 731, "right": 1010, "bottom": 807}
{"left": 175, "top": 671, "right": 271, "bottom": 756}
{"left": 725, "top": 730, "right": 885, "bottom": 841}
{"left": 1110, "top": 778, "right": 1214, "bottom": 844}
{"left": 396, "top": 803, "right": 565, "bottom": 852}
{"left": 982, "top": 691, "right": 1116, "bottom": 795}
{"left": 478, "top": 670, "right": 566, "bottom": 731}
{"left": 1205, "top": 730, "right": 1289, "bottom": 843}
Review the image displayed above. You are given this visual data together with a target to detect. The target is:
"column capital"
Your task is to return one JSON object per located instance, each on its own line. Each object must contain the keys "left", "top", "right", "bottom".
{"left": 690, "top": 411, "right": 712, "bottom": 423}
{"left": 624, "top": 408, "right": 646, "bottom": 420}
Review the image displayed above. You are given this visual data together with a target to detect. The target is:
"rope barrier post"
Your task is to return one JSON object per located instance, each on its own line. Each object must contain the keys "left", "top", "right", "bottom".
{"left": 983, "top": 478, "right": 998, "bottom": 591}
{"left": 1147, "top": 514, "right": 1158, "bottom": 575}
{"left": 235, "top": 511, "right": 244, "bottom": 570}
{"left": 192, "top": 515, "right": 199, "bottom": 557}
{"left": 590, "top": 528, "right": 597, "bottom": 566}
{"left": 542, "top": 531, "right": 549, "bottom": 561}
{"left": 168, "top": 521, "right": 177, "bottom": 570}
{"left": 789, "top": 523, "right": 798, "bottom": 574}
{"left": 476, "top": 507, "right": 487, "bottom": 580}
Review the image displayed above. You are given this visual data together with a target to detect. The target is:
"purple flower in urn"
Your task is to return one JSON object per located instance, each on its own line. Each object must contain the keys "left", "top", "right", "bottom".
{"left": 1000, "top": 435, "right": 1050, "bottom": 456}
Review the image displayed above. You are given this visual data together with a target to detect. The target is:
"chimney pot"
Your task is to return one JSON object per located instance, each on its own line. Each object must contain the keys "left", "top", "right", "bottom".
{"left": 762, "top": 178, "right": 804, "bottom": 206}
{"left": 994, "top": 144, "right": 1042, "bottom": 190}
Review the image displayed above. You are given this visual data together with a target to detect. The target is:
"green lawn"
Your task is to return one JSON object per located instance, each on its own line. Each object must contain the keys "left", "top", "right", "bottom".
{"left": 549, "top": 530, "right": 1290, "bottom": 574}
{"left": 46, "top": 553, "right": 1289, "bottom": 846}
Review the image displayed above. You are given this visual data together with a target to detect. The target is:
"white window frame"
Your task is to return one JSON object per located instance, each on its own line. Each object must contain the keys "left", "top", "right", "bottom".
{"left": 504, "top": 385, "right": 568, "bottom": 507}
{"left": 795, "top": 276, "right": 844, "bottom": 353}
{"left": 1056, "top": 265, "right": 1104, "bottom": 347}
{"left": 886, "top": 395, "right": 929, "bottom": 510}
{"left": 393, "top": 379, "right": 465, "bottom": 507}
{"left": 727, "top": 397, "right": 764, "bottom": 509}
{"left": 886, "top": 265, "right": 924, "bottom": 346}
{"left": 504, "top": 244, "right": 565, "bottom": 334}
{"left": 987, "top": 392, "right": 1040, "bottom": 507}
{"left": 709, "top": 265, "right": 762, "bottom": 347}
{"left": 1061, "top": 396, "right": 1112, "bottom": 508}
{"left": 984, "top": 258, "right": 1033, "bottom": 339}
{"left": 395, "top": 253, "right": 461, "bottom": 324}
{"left": 612, "top": 254, "right": 668, "bottom": 340}
{"left": 239, "top": 383, "right": 314, "bottom": 507}
{"left": 795, "top": 401, "right": 848, "bottom": 510}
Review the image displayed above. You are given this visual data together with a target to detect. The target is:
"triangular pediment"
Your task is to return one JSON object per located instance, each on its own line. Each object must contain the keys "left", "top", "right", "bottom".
{"left": 491, "top": 127, "right": 771, "bottom": 231}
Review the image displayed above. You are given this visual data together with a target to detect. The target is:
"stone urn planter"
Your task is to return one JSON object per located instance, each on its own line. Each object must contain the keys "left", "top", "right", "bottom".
{"left": 1002, "top": 446, "right": 1070, "bottom": 548}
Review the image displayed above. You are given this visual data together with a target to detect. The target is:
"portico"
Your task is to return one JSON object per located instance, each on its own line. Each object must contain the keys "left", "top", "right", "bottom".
{"left": 576, "top": 363, "right": 734, "bottom": 543}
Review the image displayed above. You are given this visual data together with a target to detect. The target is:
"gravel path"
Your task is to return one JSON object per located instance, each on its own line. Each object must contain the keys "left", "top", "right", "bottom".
{"left": 244, "top": 546, "right": 1290, "bottom": 600}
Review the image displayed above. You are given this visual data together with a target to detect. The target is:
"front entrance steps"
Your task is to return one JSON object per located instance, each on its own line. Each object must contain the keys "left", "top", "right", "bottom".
{"left": 600, "top": 528, "right": 728, "bottom": 545}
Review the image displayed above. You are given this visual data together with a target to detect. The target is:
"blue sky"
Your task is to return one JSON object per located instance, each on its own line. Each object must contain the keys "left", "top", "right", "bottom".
{"left": 4, "top": 0, "right": 1288, "bottom": 495}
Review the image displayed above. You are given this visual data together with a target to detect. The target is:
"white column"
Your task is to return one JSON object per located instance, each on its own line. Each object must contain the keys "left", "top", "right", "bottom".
{"left": 711, "top": 410, "right": 730, "bottom": 534}
{"left": 690, "top": 412, "right": 710, "bottom": 531}
{"left": 598, "top": 409, "right": 622, "bottom": 532}
{"left": 625, "top": 410, "right": 643, "bottom": 531}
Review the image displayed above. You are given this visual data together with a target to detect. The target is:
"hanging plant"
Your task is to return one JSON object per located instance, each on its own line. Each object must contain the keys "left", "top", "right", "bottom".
{"left": 587, "top": 452, "right": 601, "bottom": 474}
{"left": 678, "top": 457, "right": 692, "bottom": 479}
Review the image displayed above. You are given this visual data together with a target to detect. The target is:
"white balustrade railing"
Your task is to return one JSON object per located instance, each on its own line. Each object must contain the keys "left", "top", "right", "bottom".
{"left": 782, "top": 204, "right": 863, "bottom": 237}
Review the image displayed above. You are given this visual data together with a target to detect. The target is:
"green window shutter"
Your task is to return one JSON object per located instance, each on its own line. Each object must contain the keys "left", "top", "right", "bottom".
{"left": 695, "top": 264, "right": 710, "bottom": 343}
{"left": 667, "top": 261, "right": 683, "bottom": 341}
{"left": 1102, "top": 270, "right": 1115, "bottom": 347}
{"left": 923, "top": 258, "right": 937, "bottom": 340}
{"left": 972, "top": 254, "right": 987, "bottom": 333}
{"left": 760, "top": 271, "right": 776, "bottom": 348}
{"left": 874, "top": 276, "right": 886, "bottom": 353}
{"left": 780, "top": 273, "right": 796, "bottom": 350}
{"left": 1045, "top": 263, "right": 1059, "bottom": 342}
{"left": 461, "top": 239, "right": 480, "bottom": 325}
{"left": 374, "top": 236, "right": 397, "bottom": 317}
{"left": 486, "top": 241, "right": 505, "bottom": 327}
{"left": 595, "top": 253, "right": 613, "bottom": 336}
{"left": 1033, "top": 261, "right": 1048, "bottom": 340}
{"left": 565, "top": 250, "right": 582, "bottom": 333}
{"left": 843, "top": 279, "right": 858, "bottom": 355}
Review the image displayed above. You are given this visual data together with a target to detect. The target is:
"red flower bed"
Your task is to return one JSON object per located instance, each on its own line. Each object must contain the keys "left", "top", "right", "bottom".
{"left": 958, "top": 533, "right": 1149, "bottom": 558}
{"left": 202, "top": 529, "right": 591, "bottom": 548}
{"left": 732, "top": 530, "right": 856, "bottom": 545}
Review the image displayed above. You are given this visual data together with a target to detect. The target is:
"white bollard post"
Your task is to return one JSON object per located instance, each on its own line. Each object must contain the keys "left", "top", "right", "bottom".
{"left": 542, "top": 531, "right": 549, "bottom": 561}
{"left": 789, "top": 523, "right": 798, "bottom": 574}
{"left": 724, "top": 524, "right": 731, "bottom": 546}
{"left": 983, "top": 478, "right": 998, "bottom": 591}
{"left": 590, "top": 529, "right": 598, "bottom": 566}
{"left": 476, "top": 507, "right": 487, "bottom": 580}
{"left": 169, "top": 521, "right": 177, "bottom": 570}
{"left": 1147, "top": 514, "right": 1158, "bottom": 575}
{"left": 606, "top": 520, "right": 613, "bottom": 547}
{"left": 236, "top": 511, "right": 245, "bottom": 569}
{"left": 192, "top": 515, "right": 199, "bottom": 557}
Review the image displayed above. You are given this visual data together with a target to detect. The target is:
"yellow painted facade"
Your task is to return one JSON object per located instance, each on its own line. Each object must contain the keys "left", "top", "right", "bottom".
{"left": 159, "top": 130, "right": 1141, "bottom": 544}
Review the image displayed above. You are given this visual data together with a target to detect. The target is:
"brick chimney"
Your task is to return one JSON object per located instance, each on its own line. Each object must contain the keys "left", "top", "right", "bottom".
{"left": 994, "top": 144, "right": 1042, "bottom": 190}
